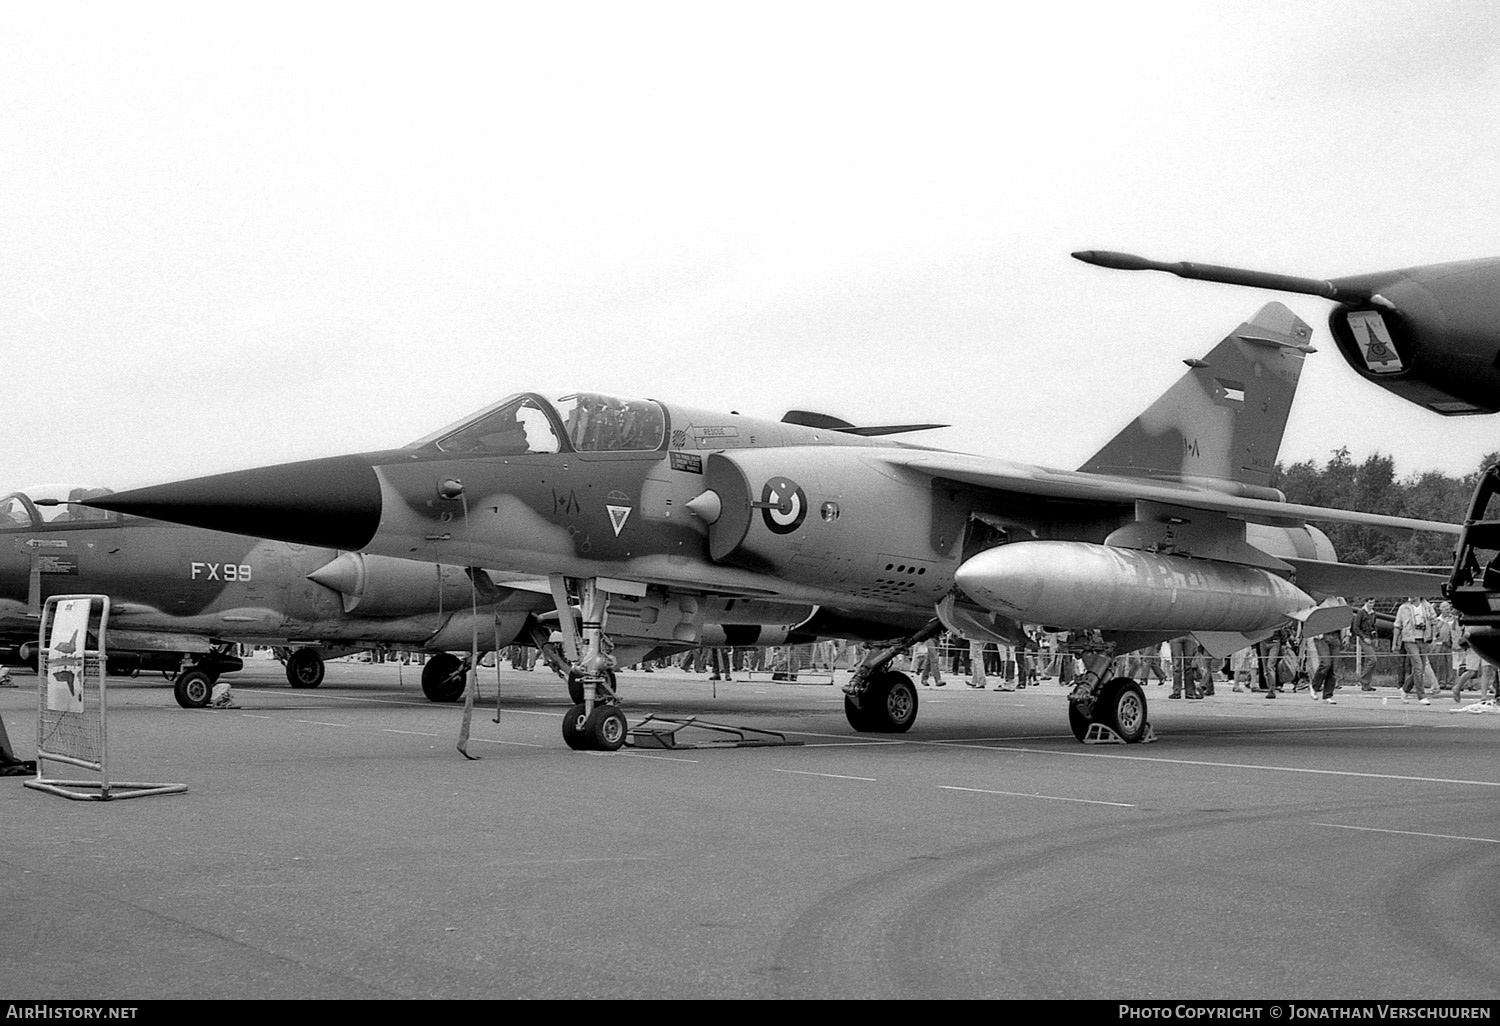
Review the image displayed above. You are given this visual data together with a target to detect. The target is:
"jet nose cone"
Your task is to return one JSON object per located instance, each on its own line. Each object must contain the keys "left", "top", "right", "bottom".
{"left": 86, "top": 455, "right": 383, "bottom": 551}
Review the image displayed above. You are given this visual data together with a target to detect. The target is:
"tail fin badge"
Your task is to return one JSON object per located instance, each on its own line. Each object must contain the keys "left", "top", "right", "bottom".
{"left": 1214, "top": 379, "right": 1246, "bottom": 404}
{"left": 1347, "top": 310, "right": 1404, "bottom": 374}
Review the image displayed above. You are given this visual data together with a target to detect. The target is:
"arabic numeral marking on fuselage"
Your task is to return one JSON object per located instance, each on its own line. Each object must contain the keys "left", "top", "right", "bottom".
{"left": 191, "top": 562, "right": 253, "bottom": 582}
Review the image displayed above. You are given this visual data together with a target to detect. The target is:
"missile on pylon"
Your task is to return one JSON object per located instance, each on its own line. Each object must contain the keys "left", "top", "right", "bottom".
{"left": 953, "top": 540, "right": 1314, "bottom": 634}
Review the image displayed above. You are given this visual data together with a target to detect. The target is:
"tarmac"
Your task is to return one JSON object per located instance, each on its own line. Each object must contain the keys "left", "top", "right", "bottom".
{"left": 2, "top": 659, "right": 1499, "bottom": 1000}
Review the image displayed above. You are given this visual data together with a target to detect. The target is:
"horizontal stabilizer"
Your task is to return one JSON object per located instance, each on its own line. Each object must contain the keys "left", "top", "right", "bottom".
{"left": 782, "top": 410, "right": 947, "bottom": 436}
{"left": 1284, "top": 558, "right": 1446, "bottom": 599}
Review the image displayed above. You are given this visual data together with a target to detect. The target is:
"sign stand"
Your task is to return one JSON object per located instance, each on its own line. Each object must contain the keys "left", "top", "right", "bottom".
{"left": 25, "top": 595, "right": 186, "bottom": 801}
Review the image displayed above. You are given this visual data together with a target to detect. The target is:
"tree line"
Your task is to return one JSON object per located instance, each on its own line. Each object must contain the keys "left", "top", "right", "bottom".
{"left": 1271, "top": 448, "right": 1500, "bottom": 568}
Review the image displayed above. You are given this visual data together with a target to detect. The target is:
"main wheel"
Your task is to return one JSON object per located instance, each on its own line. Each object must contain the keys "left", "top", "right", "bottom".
{"left": 585, "top": 706, "right": 628, "bottom": 751}
{"left": 174, "top": 669, "right": 214, "bottom": 709}
{"left": 285, "top": 648, "right": 325, "bottom": 689}
{"left": 562, "top": 703, "right": 591, "bottom": 750}
{"left": 843, "top": 695, "right": 875, "bottom": 731}
{"left": 850, "top": 670, "right": 919, "bottom": 733}
{"left": 421, "top": 653, "right": 467, "bottom": 702}
{"left": 1094, "top": 677, "right": 1149, "bottom": 743}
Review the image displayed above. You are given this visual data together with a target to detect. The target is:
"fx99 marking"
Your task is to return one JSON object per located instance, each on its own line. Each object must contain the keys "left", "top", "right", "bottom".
{"left": 190, "top": 562, "right": 252, "bottom": 582}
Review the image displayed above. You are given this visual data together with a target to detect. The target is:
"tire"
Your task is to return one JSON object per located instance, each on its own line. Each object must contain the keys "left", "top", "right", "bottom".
{"left": 1067, "top": 699, "right": 1090, "bottom": 742}
{"left": 861, "top": 670, "right": 919, "bottom": 733}
{"left": 586, "top": 706, "right": 628, "bottom": 751}
{"left": 421, "top": 653, "right": 466, "bottom": 702}
{"left": 174, "top": 669, "right": 214, "bottom": 709}
{"left": 285, "top": 649, "right": 325, "bottom": 689}
{"left": 562, "top": 703, "right": 592, "bottom": 750}
{"left": 844, "top": 695, "right": 875, "bottom": 731}
{"left": 1094, "top": 677, "right": 1149, "bottom": 743}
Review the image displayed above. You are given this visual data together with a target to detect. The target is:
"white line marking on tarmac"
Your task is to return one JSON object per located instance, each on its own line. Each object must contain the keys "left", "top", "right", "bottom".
{"left": 800, "top": 740, "right": 908, "bottom": 747}
{"left": 619, "top": 751, "right": 699, "bottom": 763}
{"left": 1204, "top": 725, "right": 1411, "bottom": 736}
{"left": 462, "top": 736, "right": 545, "bottom": 748}
{"left": 241, "top": 714, "right": 273, "bottom": 720}
{"left": 772, "top": 768, "right": 877, "bottom": 782}
{"left": 940, "top": 785, "right": 1135, "bottom": 808}
{"left": 294, "top": 719, "right": 350, "bottom": 728}
{"left": 779, "top": 729, "right": 906, "bottom": 743}
{"left": 934, "top": 734, "right": 1074, "bottom": 742}
{"left": 934, "top": 742, "right": 1500, "bottom": 787}
{"left": 1311, "top": 823, "right": 1500, "bottom": 845}
{"left": 381, "top": 729, "right": 440, "bottom": 737}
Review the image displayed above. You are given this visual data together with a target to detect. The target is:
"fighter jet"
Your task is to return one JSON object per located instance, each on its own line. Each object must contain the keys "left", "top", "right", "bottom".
{"left": 1, "top": 485, "right": 818, "bottom": 711}
{"left": 1073, "top": 250, "right": 1500, "bottom": 416}
{"left": 0, "top": 485, "right": 554, "bottom": 705}
{"left": 89, "top": 303, "right": 1459, "bottom": 749}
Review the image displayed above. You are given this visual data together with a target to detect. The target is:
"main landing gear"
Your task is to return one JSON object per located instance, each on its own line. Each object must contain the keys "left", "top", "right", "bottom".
{"left": 284, "top": 648, "right": 326, "bottom": 689}
{"left": 171, "top": 646, "right": 245, "bottom": 708}
{"left": 173, "top": 667, "right": 216, "bottom": 708}
{"left": 841, "top": 621, "right": 942, "bottom": 733}
{"left": 421, "top": 653, "right": 469, "bottom": 703}
{"left": 1065, "top": 645, "right": 1153, "bottom": 744}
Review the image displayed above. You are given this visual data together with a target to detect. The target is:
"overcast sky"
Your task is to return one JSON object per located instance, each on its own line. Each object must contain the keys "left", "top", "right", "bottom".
{"left": 5, "top": 1, "right": 1500, "bottom": 495}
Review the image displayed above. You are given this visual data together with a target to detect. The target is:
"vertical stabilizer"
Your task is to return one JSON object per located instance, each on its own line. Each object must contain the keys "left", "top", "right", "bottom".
{"left": 1078, "top": 302, "right": 1312, "bottom": 489}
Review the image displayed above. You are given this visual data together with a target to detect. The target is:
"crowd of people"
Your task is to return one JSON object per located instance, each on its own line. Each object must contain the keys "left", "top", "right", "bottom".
{"left": 582, "top": 596, "right": 1498, "bottom": 706}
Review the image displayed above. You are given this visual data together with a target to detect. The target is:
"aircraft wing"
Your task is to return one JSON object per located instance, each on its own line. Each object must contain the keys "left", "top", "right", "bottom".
{"left": 876, "top": 449, "right": 1461, "bottom": 538}
{"left": 1279, "top": 558, "right": 1447, "bottom": 599}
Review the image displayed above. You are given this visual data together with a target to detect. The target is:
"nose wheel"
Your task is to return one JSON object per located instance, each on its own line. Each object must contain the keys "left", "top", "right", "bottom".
{"left": 562, "top": 702, "right": 628, "bottom": 751}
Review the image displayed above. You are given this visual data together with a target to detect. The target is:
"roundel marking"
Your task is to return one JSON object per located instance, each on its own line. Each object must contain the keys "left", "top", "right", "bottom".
{"left": 761, "top": 477, "right": 807, "bottom": 535}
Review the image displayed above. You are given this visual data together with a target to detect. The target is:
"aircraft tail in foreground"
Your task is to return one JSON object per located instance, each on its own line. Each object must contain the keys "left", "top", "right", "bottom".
{"left": 1078, "top": 302, "right": 1314, "bottom": 493}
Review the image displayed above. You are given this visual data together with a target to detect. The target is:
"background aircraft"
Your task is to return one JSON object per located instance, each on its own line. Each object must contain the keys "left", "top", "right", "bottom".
{"left": 1073, "top": 250, "right": 1500, "bottom": 417}
{"left": 90, "top": 304, "right": 1458, "bottom": 749}
{"left": 1, "top": 485, "right": 818, "bottom": 709}
{"left": 0, "top": 485, "right": 550, "bottom": 705}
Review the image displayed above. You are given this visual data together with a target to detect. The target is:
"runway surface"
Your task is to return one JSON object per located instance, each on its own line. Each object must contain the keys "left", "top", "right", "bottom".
{"left": 3, "top": 661, "right": 1498, "bottom": 1000}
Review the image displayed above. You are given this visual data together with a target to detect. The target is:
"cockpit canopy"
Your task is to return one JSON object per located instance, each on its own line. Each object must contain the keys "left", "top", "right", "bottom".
{"left": 421, "top": 392, "right": 666, "bottom": 456}
{"left": 0, "top": 486, "right": 118, "bottom": 531}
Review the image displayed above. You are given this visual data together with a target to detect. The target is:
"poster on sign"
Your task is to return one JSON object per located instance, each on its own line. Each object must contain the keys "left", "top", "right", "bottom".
{"left": 45, "top": 597, "right": 89, "bottom": 714}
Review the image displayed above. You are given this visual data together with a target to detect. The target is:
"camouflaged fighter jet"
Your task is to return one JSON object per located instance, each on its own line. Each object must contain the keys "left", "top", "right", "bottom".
{"left": 0, "top": 485, "right": 554, "bottom": 706}
{"left": 90, "top": 303, "right": 1459, "bottom": 750}
{"left": 1073, "top": 250, "right": 1500, "bottom": 416}
{"left": 0, "top": 486, "right": 819, "bottom": 711}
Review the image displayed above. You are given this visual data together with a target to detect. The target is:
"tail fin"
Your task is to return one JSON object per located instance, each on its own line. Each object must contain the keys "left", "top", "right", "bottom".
{"left": 1078, "top": 302, "right": 1313, "bottom": 490}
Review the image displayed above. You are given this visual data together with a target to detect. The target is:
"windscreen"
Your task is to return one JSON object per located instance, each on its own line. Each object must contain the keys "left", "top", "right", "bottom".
{"left": 1, "top": 486, "right": 117, "bottom": 528}
{"left": 0, "top": 494, "right": 34, "bottom": 530}
{"left": 432, "top": 397, "right": 562, "bottom": 455}
{"left": 550, "top": 393, "right": 665, "bottom": 452}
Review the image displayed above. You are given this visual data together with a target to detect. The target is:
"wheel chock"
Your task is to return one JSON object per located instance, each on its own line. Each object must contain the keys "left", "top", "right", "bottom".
{"left": 1082, "top": 722, "right": 1157, "bottom": 745}
{"left": 1450, "top": 700, "right": 1500, "bottom": 714}
{"left": 625, "top": 715, "right": 804, "bottom": 750}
